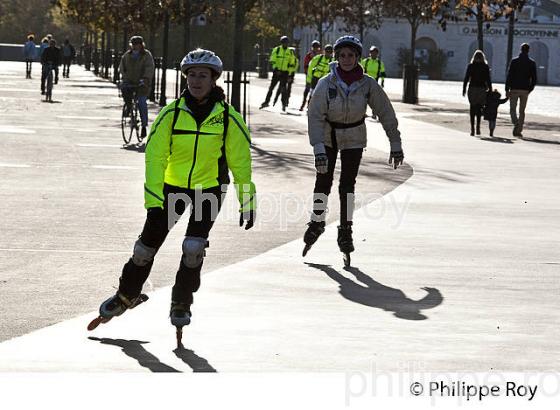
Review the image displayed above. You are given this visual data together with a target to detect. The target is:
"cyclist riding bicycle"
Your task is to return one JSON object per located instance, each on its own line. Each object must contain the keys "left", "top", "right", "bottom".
{"left": 118, "top": 36, "right": 155, "bottom": 140}
{"left": 40, "top": 39, "right": 61, "bottom": 95}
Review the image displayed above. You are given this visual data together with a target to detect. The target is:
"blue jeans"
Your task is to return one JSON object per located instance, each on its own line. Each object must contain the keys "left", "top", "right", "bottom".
{"left": 122, "top": 86, "right": 148, "bottom": 127}
{"left": 137, "top": 95, "right": 148, "bottom": 127}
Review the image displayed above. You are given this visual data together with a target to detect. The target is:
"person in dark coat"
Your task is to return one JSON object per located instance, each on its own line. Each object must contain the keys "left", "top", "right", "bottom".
{"left": 505, "top": 43, "right": 537, "bottom": 137}
{"left": 483, "top": 90, "right": 508, "bottom": 137}
{"left": 463, "top": 50, "right": 492, "bottom": 136}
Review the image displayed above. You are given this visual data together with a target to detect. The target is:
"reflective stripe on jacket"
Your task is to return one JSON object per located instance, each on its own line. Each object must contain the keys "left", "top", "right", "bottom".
{"left": 287, "top": 47, "right": 299, "bottom": 75}
{"left": 269, "top": 46, "right": 297, "bottom": 72}
{"left": 144, "top": 98, "right": 256, "bottom": 212}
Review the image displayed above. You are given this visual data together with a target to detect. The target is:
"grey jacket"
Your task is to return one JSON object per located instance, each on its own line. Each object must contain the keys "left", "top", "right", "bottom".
{"left": 308, "top": 62, "right": 401, "bottom": 154}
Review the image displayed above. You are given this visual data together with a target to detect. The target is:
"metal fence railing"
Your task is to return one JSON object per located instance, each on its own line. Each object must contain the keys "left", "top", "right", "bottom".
{"left": 78, "top": 49, "right": 250, "bottom": 123}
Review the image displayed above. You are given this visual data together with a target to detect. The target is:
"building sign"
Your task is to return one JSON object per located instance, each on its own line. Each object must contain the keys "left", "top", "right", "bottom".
{"left": 461, "top": 26, "right": 559, "bottom": 38}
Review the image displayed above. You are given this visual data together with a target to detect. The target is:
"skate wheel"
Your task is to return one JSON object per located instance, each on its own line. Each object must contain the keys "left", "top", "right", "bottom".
{"left": 87, "top": 316, "right": 110, "bottom": 331}
{"left": 343, "top": 253, "right": 351, "bottom": 267}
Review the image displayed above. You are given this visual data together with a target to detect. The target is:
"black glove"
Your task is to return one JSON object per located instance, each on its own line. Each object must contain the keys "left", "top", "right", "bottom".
{"left": 388, "top": 150, "right": 404, "bottom": 169}
{"left": 288, "top": 74, "right": 294, "bottom": 84}
{"left": 239, "top": 210, "right": 255, "bottom": 230}
{"left": 315, "top": 153, "right": 328, "bottom": 174}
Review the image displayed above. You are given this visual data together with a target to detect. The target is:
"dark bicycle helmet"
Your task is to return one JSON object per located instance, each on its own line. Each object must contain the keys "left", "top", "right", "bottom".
{"left": 129, "top": 36, "right": 144, "bottom": 45}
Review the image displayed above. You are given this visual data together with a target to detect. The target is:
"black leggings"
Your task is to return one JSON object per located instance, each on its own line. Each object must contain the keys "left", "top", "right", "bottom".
{"left": 119, "top": 184, "right": 225, "bottom": 305}
{"left": 470, "top": 104, "right": 483, "bottom": 131}
{"left": 264, "top": 69, "right": 289, "bottom": 105}
{"left": 312, "top": 142, "right": 363, "bottom": 225}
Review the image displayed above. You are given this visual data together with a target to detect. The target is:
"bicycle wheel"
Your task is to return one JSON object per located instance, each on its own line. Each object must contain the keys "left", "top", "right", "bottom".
{"left": 121, "top": 104, "right": 132, "bottom": 144}
{"left": 46, "top": 71, "right": 53, "bottom": 102}
{"left": 131, "top": 103, "right": 140, "bottom": 142}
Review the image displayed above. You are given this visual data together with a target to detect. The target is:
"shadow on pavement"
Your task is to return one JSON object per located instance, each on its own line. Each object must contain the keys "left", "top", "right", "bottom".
{"left": 305, "top": 263, "right": 443, "bottom": 320}
{"left": 251, "top": 145, "right": 313, "bottom": 171}
{"left": 522, "top": 121, "right": 560, "bottom": 133}
{"left": 88, "top": 336, "right": 181, "bottom": 372}
{"left": 251, "top": 146, "right": 416, "bottom": 184}
{"left": 519, "top": 136, "right": 560, "bottom": 145}
{"left": 173, "top": 345, "right": 217, "bottom": 373}
{"left": 122, "top": 143, "right": 146, "bottom": 153}
{"left": 479, "top": 136, "right": 515, "bottom": 144}
{"left": 68, "top": 84, "right": 116, "bottom": 89}
{"left": 253, "top": 124, "right": 307, "bottom": 137}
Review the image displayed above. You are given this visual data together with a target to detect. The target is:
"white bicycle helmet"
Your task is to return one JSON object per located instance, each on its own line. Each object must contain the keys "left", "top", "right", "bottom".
{"left": 180, "top": 48, "right": 223, "bottom": 77}
{"left": 333, "top": 35, "right": 363, "bottom": 55}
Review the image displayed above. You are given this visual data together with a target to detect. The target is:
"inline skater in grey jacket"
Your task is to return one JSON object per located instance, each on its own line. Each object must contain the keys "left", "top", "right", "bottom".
{"left": 302, "top": 35, "right": 404, "bottom": 266}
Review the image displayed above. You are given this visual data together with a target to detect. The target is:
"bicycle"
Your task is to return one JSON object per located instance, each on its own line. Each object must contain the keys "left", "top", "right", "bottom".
{"left": 119, "top": 83, "right": 142, "bottom": 144}
{"left": 44, "top": 62, "right": 56, "bottom": 102}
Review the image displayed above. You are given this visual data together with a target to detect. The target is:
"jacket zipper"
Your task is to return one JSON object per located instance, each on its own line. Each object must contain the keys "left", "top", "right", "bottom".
{"left": 187, "top": 124, "right": 201, "bottom": 189}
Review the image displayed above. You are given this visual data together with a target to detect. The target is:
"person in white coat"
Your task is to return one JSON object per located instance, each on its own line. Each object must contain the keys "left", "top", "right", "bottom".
{"left": 302, "top": 35, "right": 404, "bottom": 262}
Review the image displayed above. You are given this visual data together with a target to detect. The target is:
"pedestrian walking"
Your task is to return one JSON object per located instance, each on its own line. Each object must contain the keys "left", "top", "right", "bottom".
{"left": 259, "top": 35, "right": 297, "bottom": 111}
{"left": 61, "top": 39, "right": 76, "bottom": 78}
{"left": 299, "top": 40, "right": 322, "bottom": 111}
{"left": 38, "top": 37, "right": 49, "bottom": 58}
{"left": 88, "top": 48, "right": 256, "bottom": 347}
{"left": 463, "top": 50, "right": 492, "bottom": 136}
{"left": 23, "top": 34, "right": 36, "bottom": 79}
{"left": 483, "top": 90, "right": 509, "bottom": 137}
{"left": 119, "top": 36, "right": 155, "bottom": 140}
{"left": 302, "top": 35, "right": 404, "bottom": 267}
{"left": 505, "top": 43, "right": 537, "bottom": 137}
{"left": 83, "top": 42, "right": 93, "bottom": 71}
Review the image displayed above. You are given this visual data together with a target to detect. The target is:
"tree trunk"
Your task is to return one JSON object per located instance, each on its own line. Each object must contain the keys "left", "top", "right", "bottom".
{"left": 476, "top": 2, "right": 484, "bottom": 51}
{"left": 123, "top": 29, "right": 128, "bottom": 52}
{"left": 159, "top": 11, "right": 170, "bottom": 107}
{"left": 409, "top": 20, "right": 418, "bottom": 66}
{"left": 101, "top": 31, "right": 106, "bottom": 75}
{"left": 231, "top": 0, "right": 245, "bottom": 111}
{"left": 183, "top": 0, "right": 191, "bottom": 52}
{"left": 506, "top": 10, "right": 515, "bottom": 77}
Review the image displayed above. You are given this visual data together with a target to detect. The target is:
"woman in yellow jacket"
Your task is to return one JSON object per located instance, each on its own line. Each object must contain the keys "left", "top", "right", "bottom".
{"left": 89, "top": 49, "right": 256, "bottom": 335}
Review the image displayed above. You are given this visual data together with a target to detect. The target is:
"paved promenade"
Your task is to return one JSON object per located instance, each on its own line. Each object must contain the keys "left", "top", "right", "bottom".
{"left": 0, "top": 61, "right": 558, "bottom": 376}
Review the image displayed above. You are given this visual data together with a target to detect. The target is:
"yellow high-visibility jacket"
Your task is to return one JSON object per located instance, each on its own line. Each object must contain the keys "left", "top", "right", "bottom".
{"left": 269, "top": 45, "right": 297, "bottom": 72}
{"left": 361, "top": 57, "right": 386, "bottom": 83}
{"left": 306, "top": 54, "right": 334, "bottom": 84}
{"left": 144, "top": 97, "right": 256, "bottom": 213}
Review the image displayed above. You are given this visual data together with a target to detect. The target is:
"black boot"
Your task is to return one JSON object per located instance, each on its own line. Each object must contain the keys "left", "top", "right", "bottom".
{"left": 304, "top": 221, "right": 325, "bottom": 246}
{"left": 337, "top": 223, "right": 354, "bottom": 254}
{"left": 170, "top": 301, "right": 192, "bottom": 327}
